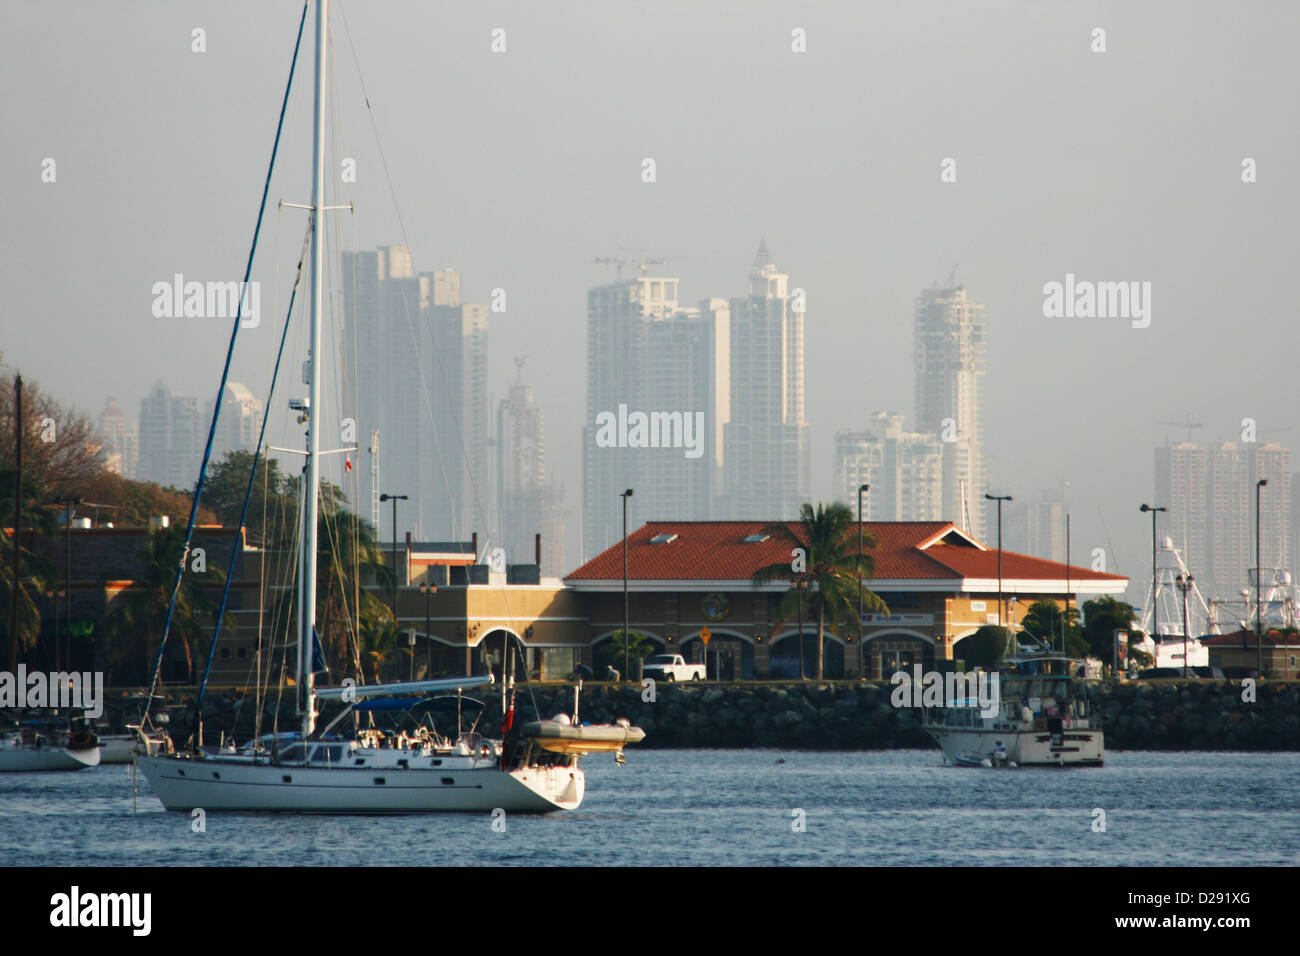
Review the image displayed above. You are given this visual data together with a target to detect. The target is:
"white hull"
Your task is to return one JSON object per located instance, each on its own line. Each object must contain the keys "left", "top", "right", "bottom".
{"left": 0, "top": 744, "right": 100, "bottom": 772}
{"left": 930, "top": 727, "right": 1103, "bottom": 767}
{"left": 137, "top": 754, "right": 584, "bottom": 812}
{"left": 98, "top": 736, "right": 140, "bottom": 764}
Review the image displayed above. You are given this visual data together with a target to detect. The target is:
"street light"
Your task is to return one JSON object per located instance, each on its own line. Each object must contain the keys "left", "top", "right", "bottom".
{"left": 378, "top": 493, "right": 407, "bottom": 628}
{"left": 1175, "top": 573, "right": 1193, "bottom": 679}
{"left": 985, "top": 494, "right": 1013, "bottom": 639}
{"left": 419, "top": 582, "right": 437, "bottom": 677}
{"left": 1139, "top": 504, "right": 1167, "bottom": 644}
{"left": 857, "top": 483, "right": 869, "bottom": 679}
{"left": 1256, "top": 478, "right": 1267, "bottom": 676}
{"left": 53, "top": 496, "right": 81, "bottom": 671}
{"left": 620, "top": 488, "right": 634, "bottom": 681}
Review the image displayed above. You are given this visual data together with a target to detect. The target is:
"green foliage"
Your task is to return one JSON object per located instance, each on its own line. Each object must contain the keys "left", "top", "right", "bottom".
{"left": 1081, "top": 596, "right": 1140, "bottom": 661}
{"left": 1019, "top": 598, "right": 1089, "bottom": 657}
{"left": 955, "top": 625, "right": 1009, "bottom": 670}
{"left": 0, "top": 470, "right": 59, "bottom": 663}
{"left": 751, "top": 502, "right": 888, "bottom": 679}
{"left": 597, "top": 630, "right": 654, "bottom": 675}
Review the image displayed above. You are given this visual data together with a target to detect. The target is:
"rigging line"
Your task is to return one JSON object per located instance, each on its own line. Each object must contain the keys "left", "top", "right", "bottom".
{"left": 141, "top": 1, "right": 310, "bottom": 729}
{"left": 337, "top": 1, "right": 527, "bottom": 674}
{"left": 335, "top": 0, "right": 457, "bottom": 532}
{"left": 191, "top": 221, "right": 315, "bottom": 738}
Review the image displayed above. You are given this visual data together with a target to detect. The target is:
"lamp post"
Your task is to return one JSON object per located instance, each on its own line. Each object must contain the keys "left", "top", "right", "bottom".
{"left": 621, "top": 488, "right": 634, "bottom": 681}
{"left": 53, "top": 496, "right": 81, "bottom": 672}
{"left": 1139, "top": 504, "right": 1166, "bottom": 644}
{"left": 858, "top": 483, "right": 869, "bottom": 679}
{"left": 378, "top": 493, "right": 407, "bottom": 629}
{"left": 1256, "top": 478, "right": 1267, "bottom": 676}
{"left": 1175, "top": 573, "right": 1192, "bottom": 679}
{"left": 419, "top": 582, "right": 436, "bottom": 677}
{"left": 796, "top": 578, "right": 806, "bottom": 680}
{"left": 985, "top": 494, "right": 1013, "bottom": 638}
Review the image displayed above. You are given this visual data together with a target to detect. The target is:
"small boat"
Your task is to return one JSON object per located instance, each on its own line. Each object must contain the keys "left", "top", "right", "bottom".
{"left": 96, "top": 726, "right": 173, "bottom": 764}
{"left": 522, "top": 716, "right": 646, "bottom": 757}
{"left": 925, "top": 648, "right": 1104, "bottom": 768}
{"left": 0, "top": 722, "right": 100, "bottom": 772}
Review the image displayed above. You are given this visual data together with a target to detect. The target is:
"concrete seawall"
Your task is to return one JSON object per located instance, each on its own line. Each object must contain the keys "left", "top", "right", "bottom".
{"left": 156, "top": 678, "right": 1300, "bottom": 751}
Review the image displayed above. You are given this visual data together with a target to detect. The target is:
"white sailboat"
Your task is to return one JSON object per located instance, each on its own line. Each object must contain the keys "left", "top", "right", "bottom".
{"left": 0, "top": 721, "right": 100, "bottom": 772}
{"left": 137, "top": 0, "right": 640, "bottom": 812}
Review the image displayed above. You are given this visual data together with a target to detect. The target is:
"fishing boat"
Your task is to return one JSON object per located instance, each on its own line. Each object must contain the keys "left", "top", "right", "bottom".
{"left": 0, "top": 719, "right": 100, "bottom": 772}
{"left": 924, "top": 648, "right": 1104, "bottom": 768}
{"left": 137, "top": 0, "right": 641, "bottom": 812}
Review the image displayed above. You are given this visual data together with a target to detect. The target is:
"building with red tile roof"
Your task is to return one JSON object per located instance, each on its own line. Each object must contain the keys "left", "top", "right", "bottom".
{"left": 566, "top": 520, "right": 1127, "bottom": 678}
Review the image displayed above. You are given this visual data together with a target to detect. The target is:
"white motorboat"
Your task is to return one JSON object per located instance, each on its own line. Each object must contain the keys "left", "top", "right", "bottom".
{"left": 97, "top": 727, "right": 172, "bottom": 764}
{"left": 925, "top": 651, "right": 1104, "bottom": 768}
{"left": 0, "top": 724, "right": 100, "bottom": 772}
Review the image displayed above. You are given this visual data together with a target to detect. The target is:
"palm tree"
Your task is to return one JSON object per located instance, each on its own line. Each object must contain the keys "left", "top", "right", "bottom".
{"left": 752, "top": 502, "right": 888, "bottom": 679}
{"left": 0, "top": 471, "right": 58, "bottom": 666}
{"left": 315, "top": 505, "right": 393, "bottom": 682}
{"left": 101, "top": 527, "right": 228, "bottom": 685}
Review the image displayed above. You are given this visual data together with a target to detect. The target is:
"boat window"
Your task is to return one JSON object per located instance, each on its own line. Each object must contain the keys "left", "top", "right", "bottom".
{"left": 278, "top": 744, "right": 304, "bottom": 763}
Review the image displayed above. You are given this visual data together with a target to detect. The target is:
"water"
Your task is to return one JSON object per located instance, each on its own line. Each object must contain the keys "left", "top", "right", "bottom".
{"left": 2, "top": 750, "right": 1297, "bottom": 866}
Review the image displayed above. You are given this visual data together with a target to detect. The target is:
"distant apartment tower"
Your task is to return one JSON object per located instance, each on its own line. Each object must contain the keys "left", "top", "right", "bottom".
{"left": 1155, "top": 441, "right": 1209, "bottom": 578}
{"left": 1157, "top": 439, "right": 1292, "bottom": 599}
{"left": 208, "top": 382, "right": 264, "bottom": 463}
{"left": 1005, "top": 488, "right": 1068, "bottom": 563}
{"left": 496, "top": 360, "right": 566, "bottom": 576}
{"left": 97, "top": 396, "right": 138, "bottom": 479}
{"left": 834, "top": 413, "right": 943, "bottom": 521}
{"left": 343, "top": 246, "right": 489, "bottom": 541}
{"left": 137, "top": 382, "right": 202, "bottom": 489}
{"left": 722, "top": 241, "right": 809, "bottom": 521}
{"left": 914, "top": 284, "right": 985, "bottom": 538}
{"left": 582, "top": 271, "right": 727, "bottom": 560}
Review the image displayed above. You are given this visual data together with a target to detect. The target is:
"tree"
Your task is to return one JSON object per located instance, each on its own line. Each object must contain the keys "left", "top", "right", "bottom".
{"left": 752, "top": 502, "right": 888, "bottom": 679}
{"left": 199, "top": 450, "right": 291, "bottom": 545}
{"left": 1081, "top": 596, "right": 1140, "bottom": 662}
{"left": 101, "top": 527, "right": 229, "bottom": 685}
{"left": 0, "top": 371, "right": 105, "bottom": 501}
{"left": 598, "top": 630, "right": 654, "bottom": 677}
{"left": 1019, "top": 598, "right": 1089, "bottom": 658}
{"left": 0, "top": 470, "right": 58, "bottom": 665}
{"left": 955, "top": 625, "right": 1009, "bottom": 670}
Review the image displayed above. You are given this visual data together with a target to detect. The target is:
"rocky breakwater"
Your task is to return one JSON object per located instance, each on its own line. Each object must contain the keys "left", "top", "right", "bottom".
{"left": 138, "top": 678, "right": 1300, "bottom": 751}
{"left": 1091, "top": 679, "right": 1300, "bottom": 751}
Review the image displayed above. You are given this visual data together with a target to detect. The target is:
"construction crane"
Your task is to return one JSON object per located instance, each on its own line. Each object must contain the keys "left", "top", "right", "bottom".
{"left": 592, "top": 253, "right": 680, "bottom": 280}
{"left": 1157, "top": 414, "right": 1204, "bottom": 444}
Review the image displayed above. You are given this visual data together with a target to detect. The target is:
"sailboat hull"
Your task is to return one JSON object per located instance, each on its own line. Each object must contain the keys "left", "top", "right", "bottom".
{"left": 0, "top": 745, "right": 100, "bottom": 772}
{"left": 136, "top": 755, "right": 585, "bottom": 813}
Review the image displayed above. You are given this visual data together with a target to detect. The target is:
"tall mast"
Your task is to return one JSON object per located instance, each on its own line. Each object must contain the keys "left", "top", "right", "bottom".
{"left": 301, "top": 0, "right": 328, "bottom": 737}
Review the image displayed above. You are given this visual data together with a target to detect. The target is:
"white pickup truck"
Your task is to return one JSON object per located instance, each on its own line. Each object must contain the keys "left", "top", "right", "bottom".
{"left": 641, "top": 654, "right": 706, "bottom": 682}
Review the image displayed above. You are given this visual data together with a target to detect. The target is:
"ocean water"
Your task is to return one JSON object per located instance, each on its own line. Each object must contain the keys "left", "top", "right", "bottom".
{"left": 1, "top": 750, "right": 1296, "bottom": 867}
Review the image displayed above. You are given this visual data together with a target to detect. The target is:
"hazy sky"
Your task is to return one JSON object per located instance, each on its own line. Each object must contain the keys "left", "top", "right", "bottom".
{"left": 3, "top": 1, "right": 1297, "bottom": 601}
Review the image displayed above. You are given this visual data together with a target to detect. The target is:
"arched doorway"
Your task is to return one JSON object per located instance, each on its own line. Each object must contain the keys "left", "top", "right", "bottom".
{"left": 768, "top": 630, "right": 846, "bottom": 679}
{"left": 680, "top": 630, "right": 754, "bottom": 681}
{"left": 592, "top": 631, "right": 666, "bottom": 681}
{"left": 862, "top": 629, "right": 935, "bottom": 680}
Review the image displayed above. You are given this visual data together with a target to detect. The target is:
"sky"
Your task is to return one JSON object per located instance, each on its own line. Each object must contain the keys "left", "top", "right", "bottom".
{"left": 2, "top": 0, "right": 1297, "bottom": 602}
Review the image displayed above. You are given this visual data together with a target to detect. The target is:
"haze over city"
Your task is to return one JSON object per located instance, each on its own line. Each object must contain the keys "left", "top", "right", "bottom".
{"left": 3, "top": 0, "right": 1298, "bottom": 598}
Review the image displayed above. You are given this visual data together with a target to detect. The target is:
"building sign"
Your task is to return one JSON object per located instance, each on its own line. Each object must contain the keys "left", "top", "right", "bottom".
{"left": 986, "top": 614, "right": 999, "bottom": 625}
{"left": 702, "top": 593, "right": 731, "bottom": 621}
{"left": 970, "top": 600, "right": 986, "bottom": 612}
{"left": 861, "top": 613, "right": 934, "bottom": 626}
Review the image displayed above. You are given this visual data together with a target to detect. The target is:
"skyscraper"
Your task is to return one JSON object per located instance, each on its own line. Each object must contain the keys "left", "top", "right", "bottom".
{"left": 207, "top": 382, "right": 264, "bottom": 463}
{"left": 582, "top": 271, "right": 727, "bottom": 560}
{"left": 343, "top": 247, "right": 489, "bottom": 542}
{"left": 1155, "top": 441, "right": 1209, "bottom": 578}
{"left": 137, "top": 382, "right": 202, "bottom": 489}
{"left": 496, "top": 359, "right": 566, "bottom": 576}
{"left": 914, "top": 283, "right": 985, "bottom": 538}
{"left": 834, "top": 413, "right": 943, "bottom": 521}
{"left": 722, "top": 241, "right": 809, "bottom": 521}
{"left": 98, "top": 395, "right": 138, "bottom": 480}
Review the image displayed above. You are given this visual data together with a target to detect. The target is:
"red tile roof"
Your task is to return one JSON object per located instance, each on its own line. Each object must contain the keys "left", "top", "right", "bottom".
{"left": 1202, "top": 629, "right": 1300, "bottom": 647}
{"left": 565, "top": 520, "right": 1127, "bottom": 586}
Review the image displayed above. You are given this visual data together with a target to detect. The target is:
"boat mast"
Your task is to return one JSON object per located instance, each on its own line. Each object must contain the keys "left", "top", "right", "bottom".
{"left": 301, "top": 0, "right": 328, "bottom": 738}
